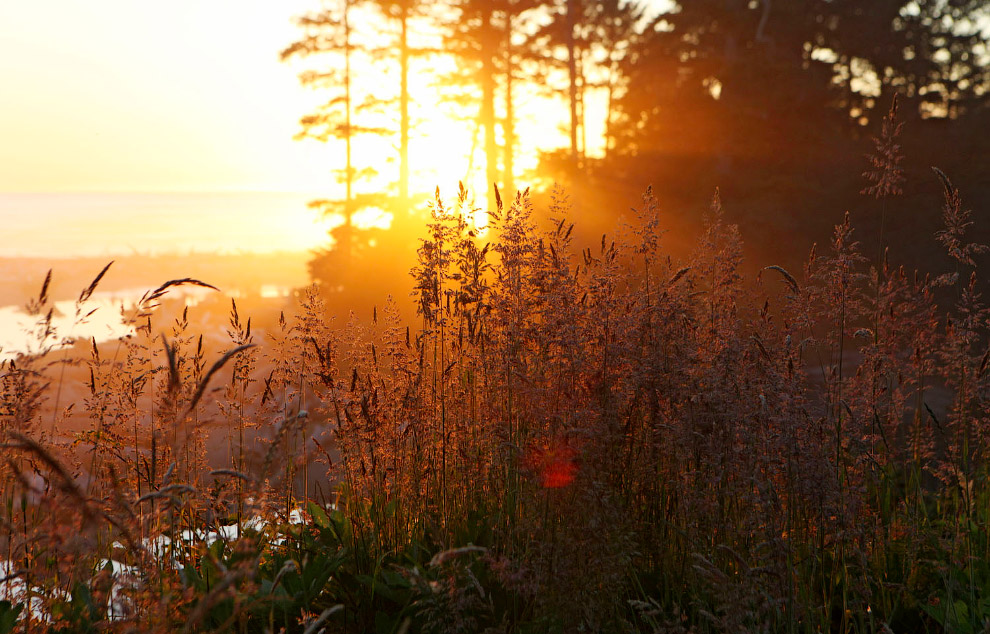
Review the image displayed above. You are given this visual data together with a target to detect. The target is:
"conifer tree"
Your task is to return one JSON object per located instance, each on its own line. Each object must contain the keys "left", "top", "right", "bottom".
{"left": 282, "top": 0, "right": 389, "bottom": 260}
{"left": 441, "top": 0, "right": 541, "bottom": 210}
{"left": 367, "top": 0, "right": 427, "bottom": 209}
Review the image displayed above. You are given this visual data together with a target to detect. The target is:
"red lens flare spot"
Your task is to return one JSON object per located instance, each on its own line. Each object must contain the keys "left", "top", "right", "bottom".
{"left": 524, "top": 442, "right": 577, "bottom": 489}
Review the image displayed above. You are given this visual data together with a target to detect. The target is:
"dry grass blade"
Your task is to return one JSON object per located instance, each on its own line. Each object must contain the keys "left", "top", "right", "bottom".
{"left": 312, "top": 436, "right": 334, "bottom": 468}
{"left": 162, "top": 461, "right": 176, "bottom": 485}
{"left": 183, "top": 344, "right": 256, "bottom": 417}
{"left": 26, "top": 268, "right": 53, "bottom": 315}
{"left": 160, "top": 483, "right": 197, "bottom": 496}
{"left": 39, "top": 268, "right": 52, "bottom": 305}
{"left": 932, "top": 166, "right": 953, "bottom": 197}
{"left": 763, "top": 265, "right": 800, "bottom": 294}
{"left": 270, "top": 560, "right": 298, "bottom": 594}
{"left": 136, "top": 491, "right": 171, "bottom": 504}
{"left": 143, "top": 278, "right": 220, "bottom": 304}
{"left": 163, "top": 337, "right": 180, "bottom": 396}
{"left": 79, "top": 260, "right": 114, "bottom": 303}
{"left": 4, "top": 432, "right": 86, "bottom": 502}
{"left": 668, "top": 267, "right": 691, "bottom": 286}
{"left": 210, "top": 469, "right": 253, "bottom": 481}
{"left": 137, "top": 484, "right": 197, "bottom": 504}
{"left": 428, "top": 545, "right": 487, "bottom": 567}
{"left": 925, "top": 402, "right": 945, "bottom": 435}
{"left": 303, "top": 605, "right": 343, "bottom": 634}
{"left": 750, "top": 335, "right": 771, "bottom": 361}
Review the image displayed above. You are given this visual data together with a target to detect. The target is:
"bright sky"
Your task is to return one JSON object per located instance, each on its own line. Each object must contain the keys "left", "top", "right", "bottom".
{"left": 0, "top": 0, "right": 593, "bottom": 196}
{"left": 0, "top": 0, "right": 348, "bottom": 193}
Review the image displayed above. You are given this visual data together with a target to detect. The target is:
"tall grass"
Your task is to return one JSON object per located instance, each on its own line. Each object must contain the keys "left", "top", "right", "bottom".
{"left": 1, "top": 146, "right": 990, "bottom": 632}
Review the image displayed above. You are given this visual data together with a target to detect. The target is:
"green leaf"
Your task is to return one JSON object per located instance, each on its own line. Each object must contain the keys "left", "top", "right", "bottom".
{"left": 0, "top": 601, "right": 22, "bottom": 634}
{"left": 308, "top": 501, "right": 331, "bottom": 529}
{"left": 375, "top": 610, "right": 399, "bottom": 634}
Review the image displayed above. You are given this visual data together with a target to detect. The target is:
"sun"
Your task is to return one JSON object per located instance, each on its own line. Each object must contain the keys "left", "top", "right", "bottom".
{"left": 290, "top": 44, "right": 584, "bottom": 234}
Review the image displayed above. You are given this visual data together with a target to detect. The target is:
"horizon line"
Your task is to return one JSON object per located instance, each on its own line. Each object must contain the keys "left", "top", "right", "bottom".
{"left": 0, "top": 189, "right": 327, "bottom": 196}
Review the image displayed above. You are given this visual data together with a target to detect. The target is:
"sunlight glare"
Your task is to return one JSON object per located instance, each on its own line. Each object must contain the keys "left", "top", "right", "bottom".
{"left": 352, "top": 207, "right": 393, "bottom": 230}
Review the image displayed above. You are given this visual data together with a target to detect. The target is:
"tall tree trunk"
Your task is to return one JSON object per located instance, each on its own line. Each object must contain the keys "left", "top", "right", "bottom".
{"left": 399, "top": 3, "right": 410, "bottom": 209}
{"left": 566, "top": 0, "right": 579, "bottom": 166}
{"left": 577, "top": 48, "right": 586, "bottom": 165}
{"left": 503, "top": 6, "right": 516, "bottom": 198}
{"left": 604, "top": 58, "right": 615, "bottom": 161}
{"left": 343, "top": 0, "right": 354, "bottom": 260}
{"left": 481, "top": 5, "right": 499, "bottom": 211}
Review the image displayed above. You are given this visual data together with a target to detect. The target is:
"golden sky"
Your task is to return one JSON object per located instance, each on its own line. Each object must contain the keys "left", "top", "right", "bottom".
{"left": 0, "top": 0, "right": 596, "bottom": 196}
{"left": 0, "top": 0, "right": 356, "bottom": 193}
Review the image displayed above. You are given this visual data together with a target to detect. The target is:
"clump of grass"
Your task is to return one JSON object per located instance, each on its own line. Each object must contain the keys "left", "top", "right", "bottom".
{"left": 2, "top": 138, "right": 990, "bottom": 633}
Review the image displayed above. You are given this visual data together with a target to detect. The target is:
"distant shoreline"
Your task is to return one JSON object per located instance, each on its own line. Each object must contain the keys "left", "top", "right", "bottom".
{"left": 0, "top": 191, "right": 336, "bottom": 257}
{"left": 0, "top": 249, "right": 315, "bottom": 262}
{"left": 0, "top": 251, "right": 313, "bottom": 307}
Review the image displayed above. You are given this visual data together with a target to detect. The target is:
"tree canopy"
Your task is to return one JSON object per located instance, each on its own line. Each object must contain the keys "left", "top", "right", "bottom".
{"left": 285, "top": 0, "right": 990, "bottom": 297}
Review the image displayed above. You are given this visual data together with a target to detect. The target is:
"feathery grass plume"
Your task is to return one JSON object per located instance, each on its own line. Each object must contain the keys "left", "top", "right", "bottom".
{"left": 862, "top": 95, "right": 905, "bottom": 200}
{"left": 933, "top": 166, "right": 988, "bottom": 267}
{"left": 693, "top": 188, "right": 743, "bottom": 343}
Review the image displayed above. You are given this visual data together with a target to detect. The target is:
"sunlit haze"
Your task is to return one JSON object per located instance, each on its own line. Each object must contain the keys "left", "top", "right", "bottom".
{"left": 0, "top": 1, "right": 587, "bottom": 199}
{"left": 1, "top": 1, "right": 327, "bottom": 193}
{"left": 3, "top": 1, "right": 990, "bottom": 628}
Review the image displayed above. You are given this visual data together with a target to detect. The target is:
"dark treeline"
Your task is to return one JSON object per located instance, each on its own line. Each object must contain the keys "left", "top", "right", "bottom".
{"left": 599, "top": 0, "right": 990, "bottom": 272}
{"left": 283, "top": 0, "right": 990, "bottom": 310}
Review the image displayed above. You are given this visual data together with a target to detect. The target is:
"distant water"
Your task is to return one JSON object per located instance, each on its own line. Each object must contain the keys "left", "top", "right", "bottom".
{"left": 0, "top": 192, "right": 333, "bottom": 257}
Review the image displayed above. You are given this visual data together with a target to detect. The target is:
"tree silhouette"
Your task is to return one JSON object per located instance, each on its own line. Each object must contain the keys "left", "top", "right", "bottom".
{"left": 613, "top": 0, "right": 990, "bottom": 164}
{"left": 442, "top": 0, "right": 577, "bottom": 207}
{"left": 442, "top": 0, "right": 504, "bottom": 211}
{"left": 281, "top": 0, "right": 390, "bottom": 261}
{"left": 603, "top": 0, "right": 990, "bottom": 268}
{"left": 366, "top": 0, "right": 432, "bottom": 210}
{"left": 525, "top": 0, "right": 648, "bottom": 167}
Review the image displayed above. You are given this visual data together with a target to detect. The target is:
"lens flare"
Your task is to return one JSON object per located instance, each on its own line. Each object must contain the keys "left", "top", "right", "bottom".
{"left": 524, "top": 441, "right": 578, "bottom": 489}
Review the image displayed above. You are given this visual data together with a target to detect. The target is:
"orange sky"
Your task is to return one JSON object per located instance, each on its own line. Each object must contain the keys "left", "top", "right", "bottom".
{"left": 0, "top": 0, "right": 599, "bottom": 197}
{"left": 0, "top": 0, "right": 332, "bottom": 193}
